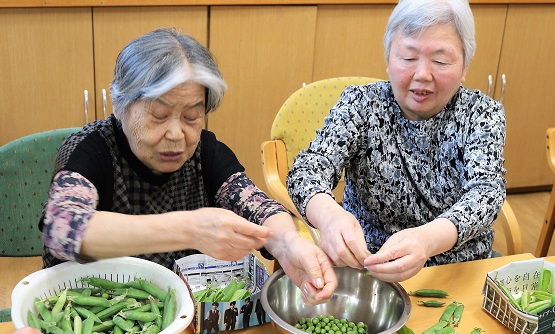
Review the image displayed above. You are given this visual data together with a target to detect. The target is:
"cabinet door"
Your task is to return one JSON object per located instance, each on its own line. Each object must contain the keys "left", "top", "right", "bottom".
{"left": 497, "top": 5, "right": 555, "bottom": 189}
{"left": 312, "top": 5, "right": 392, "bottom": 81}
{"left": 92, "top": 6, "right": 209, "bottom": 120}
{"left": 208, "top": 6, "right": 317, "bottom": 192}
{"left": 465, "top": 5, "right": 506, "bottom": 96}
{"left": 0, "top": 8, "right": 94, "bottom": 145}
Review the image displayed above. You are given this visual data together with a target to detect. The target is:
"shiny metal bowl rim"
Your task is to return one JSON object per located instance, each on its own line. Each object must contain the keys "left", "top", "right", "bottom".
{"left": 261, "top": 267, "right": 412, "bottom": 334}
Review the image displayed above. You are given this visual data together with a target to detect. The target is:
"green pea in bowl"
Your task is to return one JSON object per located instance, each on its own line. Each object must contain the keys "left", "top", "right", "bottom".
{"left": 261, "top": 266, "right": 411, "bottom": 334}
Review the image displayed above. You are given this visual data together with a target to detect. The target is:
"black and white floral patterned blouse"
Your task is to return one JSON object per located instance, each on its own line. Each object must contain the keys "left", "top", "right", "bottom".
{"left": 287, "top": 81, "right": 506, "bottom": 266}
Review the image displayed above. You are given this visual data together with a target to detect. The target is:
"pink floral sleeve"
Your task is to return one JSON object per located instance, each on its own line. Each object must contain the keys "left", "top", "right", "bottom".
{"left": 42, "top": 170, "right": 98, "bottom": 262}
{"left": 215, "top": 172, "right": 289, "bottom": 223}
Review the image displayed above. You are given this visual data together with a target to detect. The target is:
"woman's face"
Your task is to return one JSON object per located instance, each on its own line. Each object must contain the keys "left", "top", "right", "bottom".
{"left": 387, "top": 23, "right": 468, "bottom": 121}
{"left": 121, "top": 82, "right": 206, "bottom": 174}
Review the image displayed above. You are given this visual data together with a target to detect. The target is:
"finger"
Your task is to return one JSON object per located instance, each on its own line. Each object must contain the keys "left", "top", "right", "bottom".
{"left": 232, "top": 220, "right": 274, "bottom": 239}
{"left": 365, "top": 257, "right": 418, "bottom": 282}
{"left": 342, "top": 228, "right": 370, "bottom": 266}
{"left": 337, "top": 238, "right": 364, "bottom": 269}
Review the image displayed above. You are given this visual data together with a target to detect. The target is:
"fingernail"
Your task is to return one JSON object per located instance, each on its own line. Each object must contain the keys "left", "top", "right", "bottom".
{"left": 302, "top": 284, "right": 309, "bottom": 296}
{"left": 315, "top": 278, "right": 323, "bottom": 289}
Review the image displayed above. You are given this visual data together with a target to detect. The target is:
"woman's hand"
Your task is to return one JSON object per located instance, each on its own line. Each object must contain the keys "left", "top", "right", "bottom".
{"left": 186, "top": 208, "right": 274, "bottom": 261}
{"left": 274, "top": 232, "right": 338, "bottom": 305}
{"left": 80, "top": 207, "right": 273, "bottom": 262}
{"left": 364, "top": 218, "right": 458, "bottom": 282}
{"left": 305, "top": 194, "right": 369, "bottom": 270}
{"left": 262, "top": 212, "right": 338, "bottom": 305}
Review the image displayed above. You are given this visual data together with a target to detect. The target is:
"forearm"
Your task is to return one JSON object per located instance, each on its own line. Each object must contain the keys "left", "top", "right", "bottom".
{"left": 416, "top": 217, "right": 458, "bottom": 257}
{"left": 261, "top": 212, "right": 301, "bottom": 260}
{"left": 305, "top": 193, "right": 343, "bottom": 230}
{"left": 79, "top": 211, "right": 195, "bottom": 260}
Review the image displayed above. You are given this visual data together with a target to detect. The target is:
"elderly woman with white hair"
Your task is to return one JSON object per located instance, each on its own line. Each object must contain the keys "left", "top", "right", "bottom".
{"left": 41, "top": 28, "right": 336, "bottom": 305}
{"left": 287, "top": 0, "right": 506, "bottom": 282}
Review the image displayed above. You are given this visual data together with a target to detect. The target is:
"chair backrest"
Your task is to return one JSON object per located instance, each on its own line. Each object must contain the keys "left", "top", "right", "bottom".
{"left": 0, "top": 128, "right": 80, "bottom": 257}
{"left": 270, "top": 77, "right": 383, "bottom": 189}
{"left": 535, "top": 127, "right": 555, "bottom": 257}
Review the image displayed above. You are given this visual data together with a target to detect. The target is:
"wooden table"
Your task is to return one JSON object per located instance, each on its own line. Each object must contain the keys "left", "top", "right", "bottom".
{"left": 1, "top": 253, "right": 545, "bottom": 334}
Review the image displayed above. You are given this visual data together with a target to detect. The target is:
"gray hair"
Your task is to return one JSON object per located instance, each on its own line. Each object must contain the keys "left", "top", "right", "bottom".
{"left": 384, "top": 0, "right": 475, "bottom": 69}
{"left": 110, "top": 28, "right": 227, "bottom": 117}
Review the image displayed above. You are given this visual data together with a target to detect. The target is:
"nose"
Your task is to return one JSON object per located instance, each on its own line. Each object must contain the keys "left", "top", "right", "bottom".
{"left": 413, "top": 59, "right": 433, "bottom": 81}
{"left": 165, "top": 118, "right": 185, "bottom": 141}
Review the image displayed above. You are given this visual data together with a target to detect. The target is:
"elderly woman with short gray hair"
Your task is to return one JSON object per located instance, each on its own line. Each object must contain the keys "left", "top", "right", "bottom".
{"left": 41, "top": 28, "right": 337, "bottom": 306}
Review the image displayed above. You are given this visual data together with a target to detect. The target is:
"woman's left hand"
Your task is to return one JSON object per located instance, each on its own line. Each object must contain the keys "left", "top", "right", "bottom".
{"left": 363, "top": 218, "right": 458, "bottom": 282}
{"left": 275, "top": 234, "right": 338, "bottom": 305}
{"left": 363, "top": 228, "right": 429, "bottom": 282}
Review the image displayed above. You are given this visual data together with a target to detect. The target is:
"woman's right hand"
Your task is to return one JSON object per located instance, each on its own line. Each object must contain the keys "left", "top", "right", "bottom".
{"left": 305, "top": 193, "right": 368, "bottom": 269}
{"left": 185, "top": 207, "right": 274, "bottom": 261}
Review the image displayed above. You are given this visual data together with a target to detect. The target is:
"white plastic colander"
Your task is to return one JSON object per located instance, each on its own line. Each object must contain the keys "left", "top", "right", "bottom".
{"left": 11, "top": 257, "right": 195, "bottom": 334}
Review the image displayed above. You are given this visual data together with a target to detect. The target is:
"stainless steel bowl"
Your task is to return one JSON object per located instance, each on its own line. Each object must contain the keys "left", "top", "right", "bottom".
{"left": 261, "top": 267, "right": 411, "bottom": 334}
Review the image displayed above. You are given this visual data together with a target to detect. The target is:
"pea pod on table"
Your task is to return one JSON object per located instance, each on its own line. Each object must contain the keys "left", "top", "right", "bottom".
{"left": 408, "top": 289, "right": 449, "bottom": 298}
{"left": 417, "top": 300, "right": 445, "bottom": 307}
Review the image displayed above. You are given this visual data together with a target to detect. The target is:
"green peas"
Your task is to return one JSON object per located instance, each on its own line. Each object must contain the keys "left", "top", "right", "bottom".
{"left": 294, "top": 316, "right": 367, "bottom": 334}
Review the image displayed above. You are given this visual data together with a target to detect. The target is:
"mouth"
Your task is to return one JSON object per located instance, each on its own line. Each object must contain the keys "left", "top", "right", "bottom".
{"left": 410, "top": 88, "right": 433, "bottom": 102}
{"left": 159, "top": 151, "right": 184, "bottom": 161}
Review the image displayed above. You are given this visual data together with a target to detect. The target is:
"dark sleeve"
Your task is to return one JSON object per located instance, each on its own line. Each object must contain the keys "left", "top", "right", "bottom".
{"left": 200, "top": 130, "right": 245, "bottom": 205}
{"left": 62, "top": 131, "right": 113, "bottom": 210}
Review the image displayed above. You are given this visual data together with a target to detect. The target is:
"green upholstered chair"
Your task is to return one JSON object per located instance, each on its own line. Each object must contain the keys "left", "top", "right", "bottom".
{"left": 0, "top": 128, "right": 80, "bottom": 257}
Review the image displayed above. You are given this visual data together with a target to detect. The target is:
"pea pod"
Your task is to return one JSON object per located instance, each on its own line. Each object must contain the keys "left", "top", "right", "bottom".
{"left": 73, "top": 306, "right": 102, "bottom": 323}
{"left": 34, "top": 297, "right": 53, "bottom": 322}
{"left": 495, "top": 278, "right": 522, "bottom": 311}
{"left": 74, "top": 314, "right": 83, "bottom": 334}
{"left": 27, "top": 310, "right": 42, "bottom": 331}
{"left": 122, "top": 311, "right": 159, "bottom": 322}
{"left": 94, "top": 301, "right": 128, "bottom": 320}
{"left": 143, "top": 324, "right": 160, "bottom": 334}
{"left": 397, "top": 324, "right": 414, "bottom": 334}
{"left": 81, "top": 316, "right": 95, "bottom": 334}
{"left": 51, "top": 289, "right": 68, "bottom": 315}
{"left": 531, "top": 290, "right": 552, "bottom": 301}
{"left": 521, "top": 290, "right": 531, "bottom": 310}
{"left": 110, "top": 288, "right": 151, "bottom": 300}
{"left": 92, "top": 320, "right": 115, "bottom": 332}
{"left": 229, "top": 288, "right": 251, "bottom": 301}
{"left": 452, "top": 303, "right": 464, "bottom": 327}
{"left": 112, "top": 315, "right": 134, "bottom": 332}
{"left": 81, "top": 277, "right": 128, "bottom": 290}
{"left": 417, "top": 300, "right": 445, "bottom": 307}
{"left": 408, "top": 289, "right": 449, "bottom": 298}
{"left": 60, "top": 307, "right": 73, "bottom": 332}
{"left": 150, "top": 296, "right": 162, "bottom": 328}
{"left": 436, "top": 326, "right": 455, "bottom": 334}
{"left": 161, "top": 288, "right": 176, "bottom": 330}
{"left": 527, "top": 299, "right": 551, "bottom": 315}
{"left": 133, "top": 278, "right": 168, "bottom": 301}
{"left": 439, "top": 301, "right": 459, "bottom": 323}
{"left": 422, "top": 320, "right": 449, "bottom": 334}
{"left": 539, "top": 268, "right": 552, "bottom": 292}
{"left": 71, "top": 296, "right": 111, "bottom": 308}
{"left": 219, "top": 278, "right": 239, "bottom": 302}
